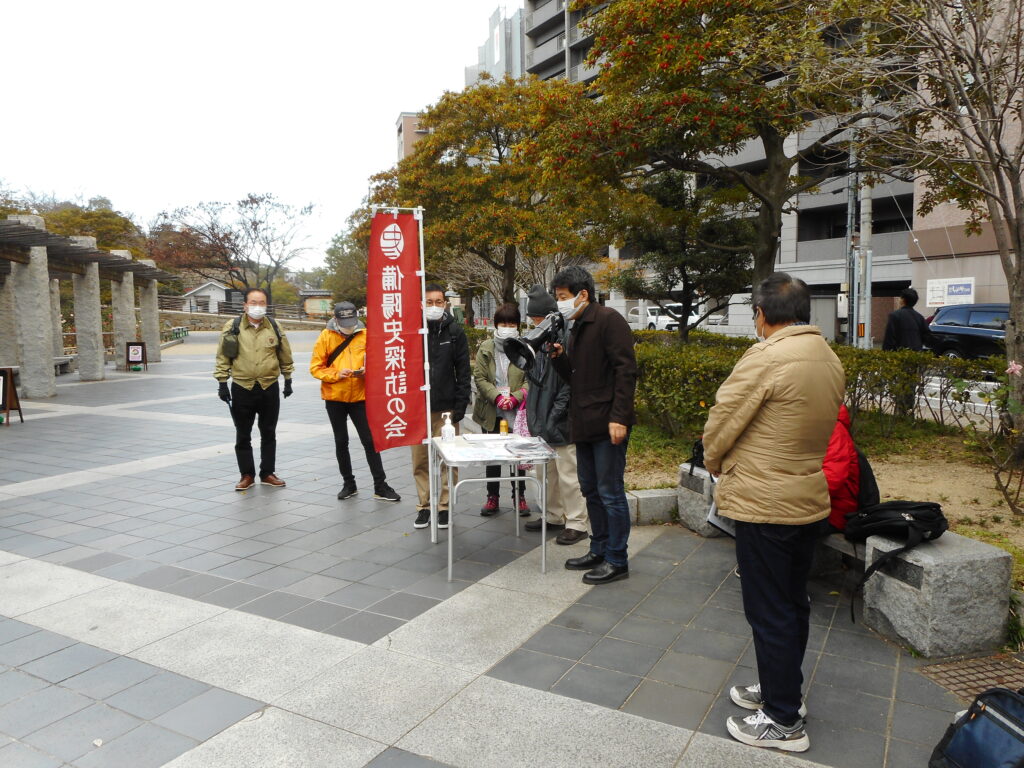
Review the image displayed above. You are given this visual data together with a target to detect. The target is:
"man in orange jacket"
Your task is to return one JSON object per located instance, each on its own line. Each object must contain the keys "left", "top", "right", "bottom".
{"left": 310, "top": 302, "right": 400, "bottom": 502}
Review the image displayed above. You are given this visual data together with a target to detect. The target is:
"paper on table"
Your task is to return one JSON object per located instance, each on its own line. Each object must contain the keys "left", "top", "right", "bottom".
{"left": 463, "top": 434, "right": 509, "bottom": 442}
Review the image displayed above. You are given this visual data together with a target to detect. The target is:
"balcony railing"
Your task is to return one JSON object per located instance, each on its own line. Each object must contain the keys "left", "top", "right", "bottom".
{"left": 795, "top": 231, "right": 911, "bottom": 263}
{"left": 525, "top": 0, "right": 565, "bottom": 34}
{"left": 526, "top": 33, "right": 567, "bottom": 70}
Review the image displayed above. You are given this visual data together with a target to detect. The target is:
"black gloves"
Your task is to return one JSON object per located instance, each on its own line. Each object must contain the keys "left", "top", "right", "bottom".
{"left": 218, "top": 382, "right": 231, "bottom": 403}
{"left": 283, "top": 379, "right": 293, "bottom": 399}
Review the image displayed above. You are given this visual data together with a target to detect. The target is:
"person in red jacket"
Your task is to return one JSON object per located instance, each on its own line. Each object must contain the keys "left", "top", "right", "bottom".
{"left": 823, "top": 404, "right": 860, "bottom": 532}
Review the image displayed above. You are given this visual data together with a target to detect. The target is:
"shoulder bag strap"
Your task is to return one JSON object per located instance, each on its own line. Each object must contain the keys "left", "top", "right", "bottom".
{"left": 326, "top": 333, "right": 357, "bottom": 368}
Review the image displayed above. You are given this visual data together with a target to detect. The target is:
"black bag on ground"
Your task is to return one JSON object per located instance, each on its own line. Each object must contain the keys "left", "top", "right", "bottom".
{"left": 929, "top": 687, "right": 1024, "bottom": 768}
{"left": 843, "top": 500, "right": 948, "bottom": 618}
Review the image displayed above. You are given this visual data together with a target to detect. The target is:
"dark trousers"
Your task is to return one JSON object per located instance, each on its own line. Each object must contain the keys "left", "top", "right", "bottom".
{"left": 482, "top": 426, "right": 525, "bottom": 497}
{"left": 734, "top": 519, "right": 822, "bottom": 727}
{"left": 576, "top": 434, "right": 631, "bottom": 567}
{"left": 231, "top": 381, "right": 279, "bottom": 479}
{"left": 325, "top": 400, "right": 386, "bottom": 487}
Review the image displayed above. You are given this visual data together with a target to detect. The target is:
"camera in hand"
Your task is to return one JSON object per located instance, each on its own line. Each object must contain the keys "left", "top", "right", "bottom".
{"left": 504, "top": 312, "right": 565, "bottom": 371}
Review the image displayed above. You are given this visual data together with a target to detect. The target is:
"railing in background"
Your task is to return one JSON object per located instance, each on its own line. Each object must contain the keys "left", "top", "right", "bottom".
{"left": 158, "top": 295, "right": 314, "bottom": 321}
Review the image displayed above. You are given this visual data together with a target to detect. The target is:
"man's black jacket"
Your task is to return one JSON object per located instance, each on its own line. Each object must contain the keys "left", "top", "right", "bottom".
{"left": 882, "top": 306, "right": 932, "bottom": 351}
{"left": 551, "top": 302, "right": 637, "bottom": 443}
{"left": 427, "top": 314, "right": 471, "bottom": 420}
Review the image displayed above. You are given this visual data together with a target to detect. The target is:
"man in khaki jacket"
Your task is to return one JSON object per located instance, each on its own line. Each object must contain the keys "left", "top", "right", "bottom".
{"left": 703, "top": 273, "right": 844, "bottom": 754}
{"left": 214, "top": 288, "right": 295, "bottom": 491}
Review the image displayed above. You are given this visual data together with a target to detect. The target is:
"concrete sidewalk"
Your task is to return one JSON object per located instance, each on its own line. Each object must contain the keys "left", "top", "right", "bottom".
{"left": 0, "top": 332, "right": 965, "bottom": 767}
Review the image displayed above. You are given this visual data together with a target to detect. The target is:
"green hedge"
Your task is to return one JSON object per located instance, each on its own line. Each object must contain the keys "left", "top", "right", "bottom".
{"left": 634, "top": 334, "right": 1004, "bottom": 442}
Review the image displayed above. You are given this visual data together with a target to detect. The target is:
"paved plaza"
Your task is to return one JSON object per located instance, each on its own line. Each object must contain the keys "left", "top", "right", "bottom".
{"left": 0, "top": 331, "right": 965, "bottom": 767}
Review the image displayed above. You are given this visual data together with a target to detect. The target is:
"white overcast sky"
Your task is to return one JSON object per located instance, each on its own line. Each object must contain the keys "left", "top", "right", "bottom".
{"left": 1, "top": 0, "right": 504, "bottom": 269}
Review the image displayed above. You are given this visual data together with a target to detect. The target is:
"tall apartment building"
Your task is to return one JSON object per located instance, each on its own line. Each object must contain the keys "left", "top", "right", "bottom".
{"left": 465, "top": 7, "right": 525, "bottom": 86}
{"left": 396, "top": 112, "right": 427, "bottom": 162}
{"left": 523, "top": 0, "right": 601, "bottom": 84}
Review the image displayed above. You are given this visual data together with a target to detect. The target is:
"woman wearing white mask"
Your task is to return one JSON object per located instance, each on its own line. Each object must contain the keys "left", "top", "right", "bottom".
{"left": 472, "top": 302, "right": 529, "bottom": 517}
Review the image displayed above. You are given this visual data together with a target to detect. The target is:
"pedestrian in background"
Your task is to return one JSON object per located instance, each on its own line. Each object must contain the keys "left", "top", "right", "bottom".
{"left": 214, "top": 288, "right": 294, "bottom": 491}
{"left": 703, "top": 273, "right": 844, "bottom": 753}
{"left": 473, "top": 302, "right": 530, "bottom": 517}
{"left": 411, "top": 284, "right": 472, "bottom": 531}
{"left": 310, "top": 301, "right": 400, "bottom": 503}
{"left": 882, "top": 287, "right": 932, "bottom": 351}
{"left": 523, "top": 285, "right": 588, "bottom": 545}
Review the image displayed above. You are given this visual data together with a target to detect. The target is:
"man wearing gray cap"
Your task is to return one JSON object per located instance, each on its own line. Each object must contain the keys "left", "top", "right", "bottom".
{"left": 310, "top": 302, "right": 400, "bottom": 502}
{"left": 523, "top": 285, "right": 589, "bottom": 545}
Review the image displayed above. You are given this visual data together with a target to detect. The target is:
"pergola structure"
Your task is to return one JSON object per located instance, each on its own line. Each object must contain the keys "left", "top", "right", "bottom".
{"left": 0, "top": 214, "right": 176, "bottom": 398}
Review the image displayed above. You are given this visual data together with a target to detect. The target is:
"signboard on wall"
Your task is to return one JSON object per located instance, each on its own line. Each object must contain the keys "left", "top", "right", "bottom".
{"left": 926, "top": 277, "right": 975, "bottom": 307}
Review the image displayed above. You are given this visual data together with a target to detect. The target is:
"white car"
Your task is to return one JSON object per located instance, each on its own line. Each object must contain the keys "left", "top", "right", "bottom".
{"left": 627, "top": 304, "right": 684, "bottom": 330}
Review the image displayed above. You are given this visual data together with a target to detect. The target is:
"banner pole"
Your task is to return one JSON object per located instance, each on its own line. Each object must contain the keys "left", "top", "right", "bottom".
{"left": 414, "top": 207, "right": 438, "bottom": 543}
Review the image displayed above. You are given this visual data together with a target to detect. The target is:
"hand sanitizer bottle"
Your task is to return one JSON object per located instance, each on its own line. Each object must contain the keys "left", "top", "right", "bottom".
{"left": 441, "top": 412, "right": 456, "bottom": 442}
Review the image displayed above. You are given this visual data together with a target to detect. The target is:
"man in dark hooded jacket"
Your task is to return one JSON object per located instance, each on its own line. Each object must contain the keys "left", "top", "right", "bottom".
{"left": 523, "top": 285, "right": 589, "bottom": 545}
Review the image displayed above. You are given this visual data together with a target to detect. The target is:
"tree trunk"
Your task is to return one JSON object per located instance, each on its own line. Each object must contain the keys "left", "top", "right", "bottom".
{"left": 750, "top": 127, "right": 790, "bottom": 291}
{"left": 501, "top": 244, "right": 518, "bottom": 305}
{"left": 460, "top": 288, "right": 476, "bottom": 326}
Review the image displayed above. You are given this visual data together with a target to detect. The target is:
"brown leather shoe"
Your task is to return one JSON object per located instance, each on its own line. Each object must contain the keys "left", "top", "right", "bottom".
{"left": 556, "top": 528, "right": 589, "bottom": 546}
{"left": 235, "top": 475, "right": 255, "bottom": 491}
{"left": 260, "top": 474, "right": 286, "bottom": 487}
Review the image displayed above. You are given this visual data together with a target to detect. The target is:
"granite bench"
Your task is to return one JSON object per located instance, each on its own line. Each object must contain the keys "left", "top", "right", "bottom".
{"left": 677, "top": 462, "right": 1012, "bottom": 657}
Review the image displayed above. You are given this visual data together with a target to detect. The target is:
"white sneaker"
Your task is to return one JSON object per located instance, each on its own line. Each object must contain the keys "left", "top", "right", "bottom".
{"left": 726, "top": 709, "right": 809, "bottom": 752}
{"left": 729, "top": 683, "right": 807, "bottom": 718}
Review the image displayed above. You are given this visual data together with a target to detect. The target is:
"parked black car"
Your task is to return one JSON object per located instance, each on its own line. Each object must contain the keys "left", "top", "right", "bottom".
{"left": 927, "top": 303, "right": 1008, "bottom": 359}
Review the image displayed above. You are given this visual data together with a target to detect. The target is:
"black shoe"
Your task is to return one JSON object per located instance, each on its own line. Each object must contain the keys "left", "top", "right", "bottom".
{"left": 438, "top": 510, "right": 449, "bottom": 530}
{"left": 337, "top": 481, "right": 357, "bottom": 500}
{"left": 524, "top": 519, "right": 565, "bottom": 532}
{"left": 565, "top": 552, "right": 604, "bottom": 571}
{"left": 582, "top": 561, "right": 629, "bottom": 585}
{"left": 414, "top": 509, "right": 430, "bottom": 529}
{"left": 374, "top": 483, "right": 401, "bottom": 502}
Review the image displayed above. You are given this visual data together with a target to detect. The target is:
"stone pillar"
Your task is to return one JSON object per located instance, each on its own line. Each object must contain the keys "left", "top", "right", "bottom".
{"left": 72, "top": 261, "right": 105, "bottom": 381}
{"left": 111, "top": 271, "right": 136, "bottom": 370}
{"left": 11, "top": 245, "right": 57, "bottom": 397}
{"left": 0, "top": 278, "right": 19, "bottom": 367}
{"left": 137, "top": 263, "right": 162, "bottom": 363}
{"left": 50, "top": 279, "right": 63, "bottom": 356}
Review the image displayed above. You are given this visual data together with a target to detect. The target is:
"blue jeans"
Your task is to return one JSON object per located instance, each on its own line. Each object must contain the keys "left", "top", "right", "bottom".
{"left": 576, "top": 434, "right": 630, "bottom": 567}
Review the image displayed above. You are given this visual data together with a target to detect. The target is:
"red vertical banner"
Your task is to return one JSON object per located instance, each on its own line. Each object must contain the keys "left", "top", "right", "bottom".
{"left": 365, "top": 212, "right": 427, "bottom": 452}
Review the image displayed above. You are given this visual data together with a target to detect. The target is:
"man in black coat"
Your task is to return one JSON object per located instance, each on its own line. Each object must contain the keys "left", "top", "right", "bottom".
{"left": 550, "top": 267, "right": 637, "bottom": 584}
{"left": 882, "top": 288, "right": 933, "bottom": 351}
{"left": 523, "top": 285, "right": 589, "bottom": 545}
{"left": 411, "top": 284, "right": 471, "bottom": 531}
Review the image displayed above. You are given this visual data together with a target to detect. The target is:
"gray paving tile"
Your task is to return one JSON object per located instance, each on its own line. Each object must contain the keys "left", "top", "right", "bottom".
{"left": 370, "top": 592, "right": 441, "bottom": 620}
{"left": 887, "top": 737, "right": 935, "bottom": 768}
{"left": 0, "top": 684, "right": 93, "bottom": 737}
{"left": 0, "top": 742, "right": 63, "bottom": 768}
{"left": 74, "top": 721, "right": 197, "bottom": 768}
{"left": 248, "top": 545, "right": 307, "bottom": 566}
{"left": 364, "top": 746, "right": 454, "bottom": 767}
{"left": 690, "top": 606, "right": 751, "bottom": 637}
{"left": 581, "top": 636, "right": 665, "bottom": 677}
{"left": 160, "top": 573, "right": 235, "bottom": 599}
{"left": 806, "top": 682, "right": 889, "bottom": 734}
{"left": 285, "top": 552, "right": 343, "bottom": 573}
{"left": 523, "top": 624, "right": 601, "bottom": 660}
{"left": 0, "top": 669, "right": 49, "bottom": 707}
{"left": 243, "top": 565, "right": 309, "bottom": 589}
{"left": 206, "top": 557, "right": 275, "bottom": 580}
{"left": 214, "top": 539, "right": 275, "bottom": 558}
{"left": 0, "top": 619, "right": 37, "bottom": 646}
{"left": 285, "top": 574, "right": 353, "bottom": 599}
{"left": 823, "top": 628, "right": 899, "bottom": 667}
{"left": 125, "top": 565, "right": 195, "bottom": 589}
{"left": 550, "top": 662, "right": 641, "bottom": 709}
{"left": 464, "top": 547, "right": 521, "bottom": 566}
{"left": 105, "top": 671, "right": 210, "bottom": 720}
{"left": 238, "top": 591, "right": 313, "bottom": 619}
{"left": 153, "top": 687, "right": 263, "bottom": 741}
{"left": 321, "top": 559, "right": 387, "bottom": 582}
{"left": 403, "top": 574, "right": 472, "bottom": 601}
{"left": 671, "top": 628, "right": 748, "bottom": 664}
{"left": 66, "top": 552, "right": 131, "bottom": 572}
{"left": 891, "top": 700, "right": 956, "bottom": 746}
{"left": 550, "top": 604, "right": 623, "bottom": 636}
{"left": 362, "top": 567, "right": 432, "bottom": 591}
{"left": 812, "top": 654, "right": 895, "bottom": 699}
{"left": 575, "top": 583, "right": 647, "bottom": 613}
{"left": 801, "top": 718, "right": 886, "bottom": 768}
{"left": 0, "top": 631, "right": 76, "bottom": 667}
{"left": 20, "top": 702, "right": 142, "bottom": 763}
{"left": 279, "top": 600, "right": 357, "bottom": 631}
{"left": 61, "top": 656, "right": 161, "bottom": 700}
{"left": 894, "top": 668, "right": 965, "bottom": 712}
{"left": 648, "top": 651, "right": 733, "bottom": 694}
{"left": 326, "top": 611, "right": 405, "bottom": 643}
{"left": 622, "top": 679, "right": 715, "bottom": 730}
{"left": 323, "top": 582, "right": 394, "bottom": 610}
{"left": 199, "top": 581, "right": 270, "bottom": 608}
{"left": 175, "top": 551, "right": 238, "bottom": 572}
{"left": 486, "top": 648, "right": 574, "bottom": 691}
{"left": 20, "top": 643, "right": 117, "bottom": 684}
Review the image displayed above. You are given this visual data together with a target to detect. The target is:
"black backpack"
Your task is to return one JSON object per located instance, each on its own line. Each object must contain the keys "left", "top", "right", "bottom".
{"left": 855, "top": 448, "right": 880, "bottom": 510}
{"left": 844, "top": 500, "right": 948, "bottom": 618}
{"left": 688, "top": 438, "right": 705, "bottom": 475}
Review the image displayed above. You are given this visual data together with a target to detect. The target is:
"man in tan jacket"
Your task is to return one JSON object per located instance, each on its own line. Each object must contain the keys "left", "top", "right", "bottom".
{"left": 703, "top": 273, "right": 844, "bottom": 753}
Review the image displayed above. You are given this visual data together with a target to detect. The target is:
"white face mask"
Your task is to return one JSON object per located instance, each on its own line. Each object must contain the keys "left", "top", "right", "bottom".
{"left": 494, "top": 327, "right": 519, "bottom": 340}
{"left": 339, "top": 325, "right": 355, "bottom": 335}
{"left": 754, "top": 311, "right": 766, "bottom": 343}
{"left": 424, "top": 306, "right": 444, "bottom": 321}
{"left": 246, "top": 305, "right": 267, "bottom": 320}
{"left": 557, "top": 295, "right": 580, "bottom": 321}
